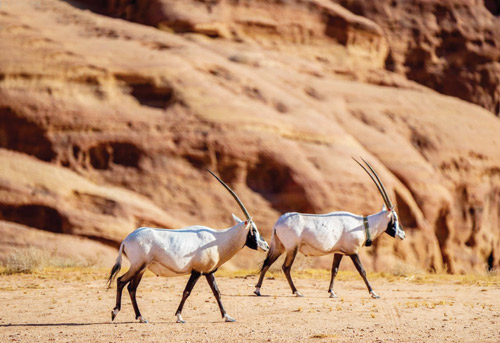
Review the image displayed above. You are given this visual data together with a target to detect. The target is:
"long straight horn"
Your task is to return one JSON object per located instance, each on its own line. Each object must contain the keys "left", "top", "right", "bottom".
{"left": 360, "top": 157, "right": 394, "bottom": 209}
{"left": 207, "top": 169, "right": 251, "bottom": 220}
{"left": 352, "top": 158, "right": 392, "bottom": 210}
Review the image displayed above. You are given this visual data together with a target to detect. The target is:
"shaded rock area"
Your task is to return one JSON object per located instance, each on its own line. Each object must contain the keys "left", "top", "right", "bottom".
{"left": 335, "top": 0, "right": 500, "bottom": 116}
{"left": 0, "top": 0, "right": 499, "bottom": 272}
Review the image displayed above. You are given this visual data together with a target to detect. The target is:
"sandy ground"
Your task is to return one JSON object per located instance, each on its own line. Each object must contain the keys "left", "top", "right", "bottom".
{"left": 0, "top": 270, "right": 499, "bottom": 343}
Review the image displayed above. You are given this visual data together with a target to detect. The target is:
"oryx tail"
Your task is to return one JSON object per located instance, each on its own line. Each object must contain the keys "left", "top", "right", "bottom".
{"left": 107, "top": 242, "right": 124, "bottom": 288}
{"left": 260, "top": 227, "right": 284, "bottom": 272}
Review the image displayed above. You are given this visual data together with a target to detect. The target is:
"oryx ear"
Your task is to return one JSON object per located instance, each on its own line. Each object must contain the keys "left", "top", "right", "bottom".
{"left": 382, "top": 204, "right": 387, "bottom": 211}
{"left": 232, "top": 213, "right": 243, "bottom": 224}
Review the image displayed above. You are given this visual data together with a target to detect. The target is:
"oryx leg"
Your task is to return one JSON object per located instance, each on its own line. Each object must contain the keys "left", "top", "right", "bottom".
{"left": 349, "top": 254, "right": 379, "bottom": 299}
{"left": 328, "top": 254, "right": 343, "bottom": 298}
{"left": 175, "top": 270, "right": 201, "bottom": 323}
{"left": 254, "top": 247, "right": 283, "bottom": 296}
{"left": 112, "top": 264, "right": 145, "bottom": 321}
{"left": 205, "top": 273, "right": 235, "bottom": 322}
{"left": 128, "top": 269, "right": 148, "bottom": 323}
{"left": 282, "top": 248, "right": 302, "bottom": 297}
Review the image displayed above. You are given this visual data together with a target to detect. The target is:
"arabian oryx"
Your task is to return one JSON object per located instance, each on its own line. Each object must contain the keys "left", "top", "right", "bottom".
{"left": 254, "top": 158, "right": 405, "bottom": 299}
{"left": 107, "top": 170, "right": 269, "bottom": 324}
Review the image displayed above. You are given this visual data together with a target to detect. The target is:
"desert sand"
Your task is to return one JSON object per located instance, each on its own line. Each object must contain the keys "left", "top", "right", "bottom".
{"left": 0, "top": 269, "right": 498, "bottom": 343}
{"left": 1, "top": 0, "right": 500, "bottom": 274}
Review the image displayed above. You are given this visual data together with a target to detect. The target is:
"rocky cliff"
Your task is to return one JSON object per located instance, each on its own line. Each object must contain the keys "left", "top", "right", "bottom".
{"left": 0, "top": 0, "right": 499, "bottom": 273}
{"left": 92, "top": 0, "right": 500, "bottom": 115}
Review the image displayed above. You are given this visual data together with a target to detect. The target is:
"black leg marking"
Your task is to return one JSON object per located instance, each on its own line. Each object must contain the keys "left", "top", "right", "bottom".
{"left": 128, "top": 270, "right": 146, "bottom": 321}
{"left": 255, "top": 249, "right": 283, "bottom": 294}
{"left": 282, "top": 248, "right": 300, "bottom": 296}
{"left": 112, "top": 275, "right": 129, "bottom": 321}
{"left": 175, "top": 271, "right": 201, "bottom": 316}
{"left": 349, "top": 253, "right": 379, "bottom": 298}
{"left": 328, "top": 254, "right": 343, "bottom": 296}
{"left": 112, "top": 264, "right": 147, "bottom": 321}
{"left": 205, "top": 273, "right": 227, "bottom": 318}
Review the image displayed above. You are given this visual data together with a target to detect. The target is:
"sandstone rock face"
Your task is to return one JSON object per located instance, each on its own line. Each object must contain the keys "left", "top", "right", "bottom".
{"left": 0, "top": 0, "right": 499, "bottom": 273}
{"left": 87, "top": 0, "right": 391, "bottom": 70}
{"left": 0, "top": 221, "right": 119, "bottom": 267}
{"left": 335, "top": 0, "right": 500, "bottom": 116}
{"left": 98, "top": 0, "right": 500, "bottom": 115}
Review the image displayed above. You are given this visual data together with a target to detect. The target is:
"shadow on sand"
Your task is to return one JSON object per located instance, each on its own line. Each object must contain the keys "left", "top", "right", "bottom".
{"left": 0, "top": 321, "right": 160, "bottom": 327}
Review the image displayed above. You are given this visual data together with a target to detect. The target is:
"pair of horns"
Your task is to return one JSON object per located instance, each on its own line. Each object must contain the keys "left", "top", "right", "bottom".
{"left": 207, "top": 169, "right": 251, "bottom": 221}
{"left": 209, "top": 159, "right": 393, "bottom": 219}
{"left": 353, "top": 157, "right": 394, "bottom": 210}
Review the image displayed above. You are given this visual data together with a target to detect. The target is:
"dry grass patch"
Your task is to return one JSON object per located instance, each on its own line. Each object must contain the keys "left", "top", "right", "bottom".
{"left": 0, "top": 247, "right": 48, "bottom": 274}
{"left": 0, "top": 247, "right": 104, "bottom": 276}
{"left": 2, "top": 261, "right": 498, "bottom": 288}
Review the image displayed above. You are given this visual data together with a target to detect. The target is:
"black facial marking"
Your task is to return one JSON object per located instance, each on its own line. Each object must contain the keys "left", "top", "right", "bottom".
{"left": 245, "top": 228, "right": 258, "bottom": 250}
{"left": 385, "top": 218, "right": 397, "bottom": 238}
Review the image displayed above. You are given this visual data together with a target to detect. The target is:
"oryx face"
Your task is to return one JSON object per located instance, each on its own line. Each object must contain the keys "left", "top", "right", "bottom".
{"left": 385, "top": 210, "right": 405, "bottom": 240}
{"left": 232, "top": 214, "right": 269, "bottom": 251}
{"left": 246, "top": 220, "right": 270, "bottom": 252}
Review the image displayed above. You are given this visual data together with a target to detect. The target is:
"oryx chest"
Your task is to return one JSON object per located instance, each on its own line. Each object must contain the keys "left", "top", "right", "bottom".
{"left": 192, "top": 247, "right": 221, "bottom": 272}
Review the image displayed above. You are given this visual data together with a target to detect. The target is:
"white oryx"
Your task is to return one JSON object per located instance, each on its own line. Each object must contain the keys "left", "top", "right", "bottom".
{"left": 254, "top": 158, "right": 405, "bottom": 299}
{"left": 108, "top": 170, "right": 269, "bottom": 324}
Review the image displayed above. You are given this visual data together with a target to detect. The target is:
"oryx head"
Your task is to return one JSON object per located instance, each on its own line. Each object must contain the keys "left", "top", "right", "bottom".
{"left": 231, "top": 214, "right": 268, "bottom": 251}
{"left": 207, "top": 169, "right": 270, "bottom": 252}
{"left": 354, "top": 158, "right": 406, "bottom": 240}
{"left": 383, "top": 205, "right": 405, "bottom": 240}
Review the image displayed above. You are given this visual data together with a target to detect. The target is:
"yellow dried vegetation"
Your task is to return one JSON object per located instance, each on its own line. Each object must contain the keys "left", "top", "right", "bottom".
{"left": 1, "top": 255, "right": 498, "bottom": 288}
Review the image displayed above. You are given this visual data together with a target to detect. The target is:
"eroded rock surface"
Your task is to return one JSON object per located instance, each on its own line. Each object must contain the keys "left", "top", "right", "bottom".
{"left": 335, "top": 0, "right": 500, "bottom": 116}
{"left": 0, "top": 0, "right": 499, "bottom": 273}
{"left": 88, "top": 0, "right": 500, "bottom": 115}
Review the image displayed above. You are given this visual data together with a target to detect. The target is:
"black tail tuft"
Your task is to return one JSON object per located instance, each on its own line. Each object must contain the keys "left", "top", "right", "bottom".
{"left": 106, "top": 262, "right": 121, "bottom": 289}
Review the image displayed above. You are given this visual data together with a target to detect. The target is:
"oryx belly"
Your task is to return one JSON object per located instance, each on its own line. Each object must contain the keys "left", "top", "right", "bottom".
{"left": 148, "top": 262, "right": 186, "bottom": 277}
{"left": 299, "top": 243, "right": 330, "bottom": 256}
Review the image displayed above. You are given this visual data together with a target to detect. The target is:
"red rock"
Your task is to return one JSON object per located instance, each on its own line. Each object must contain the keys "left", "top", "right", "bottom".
{"left": 336, "top": 0, "right": 500, "bottom": 115}
{"left": 0, "top": 0, "right": 498, "bottom": 273}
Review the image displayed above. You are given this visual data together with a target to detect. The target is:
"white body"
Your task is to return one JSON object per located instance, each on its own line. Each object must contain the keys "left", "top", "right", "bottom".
{"left": 273, "top": 209, "right": 393, "bottom": 257}
{"left": 123, "top": 219, "right": 250, "bottom": 277}
{"left": 110, "top": 214, "right": 268, "bottom": 323}
{"left": 110, "top": 170, "right": 269, "bottom": 324}
{"left": 254, "top": 159, "right": 406, "bottom": 298}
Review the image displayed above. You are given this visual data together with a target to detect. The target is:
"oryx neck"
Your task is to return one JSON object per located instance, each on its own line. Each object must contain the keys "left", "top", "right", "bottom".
{"left": 213, "top": 221, "right": 250, "bottom": 269}
{"left": 365, "top": 210, "right": 391, "bottom": 242}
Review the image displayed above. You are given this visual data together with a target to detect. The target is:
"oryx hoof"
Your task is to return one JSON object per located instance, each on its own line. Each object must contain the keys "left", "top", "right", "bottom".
{"left": 111, "top": 308, "right": 119, "bottom": 321}
{"left": 224, "top": 314, "right": 236, "bottom": 322}
{"left": 138, "top": 316, "right": 149, "bottom": 323}
{"left": 370, "top": 291, "right": 380, "bottom": 299}
{"left": 329, "top": 291, "right": 337, "bottom": 298}
{"left": 294, "top": 291, "right": 304, "bottom": 297}
{"left": 254, "top": 288, "right": 261, "bottom": 296}
{"left": 176, "top": 314, "right": 186, "bottom": 324}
